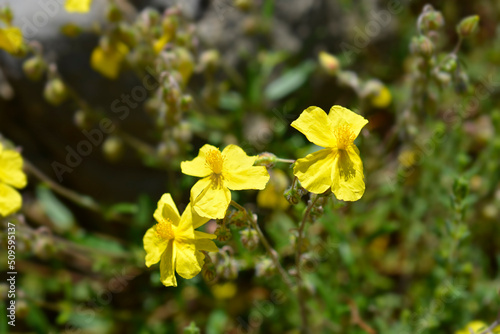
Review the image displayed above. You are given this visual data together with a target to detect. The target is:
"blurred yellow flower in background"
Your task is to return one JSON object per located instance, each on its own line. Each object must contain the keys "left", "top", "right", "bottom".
{"left": 257, "top": 169, "right": 290, "bottom": 210}
{"left": 455, "top": 320, "right": 500, "bottom": 334}
{"left": 0, "top": 143, "right": 27, "bottom": 217}
{"left": 181, "top": 144, "right": 270, "bottom": 219}
{"left": 65, "top": 0, "right": 93, "bottom": 13}
{"left": 143, "top": 194, "right": 218, "bottom": 287}
{"left": 211, "top": 282, "right": 237, "bottom": 300}
{"left": 91, "top": 41, "right": 129, "bottom": 79}
{"left": 0, "top": 27, "right": 23, "bottom": 55}
{"left": 292, "top": 105, "right": 368, "bottom": 201}
{"left": 370, "top": 85, "right": 392, "bottom": 108}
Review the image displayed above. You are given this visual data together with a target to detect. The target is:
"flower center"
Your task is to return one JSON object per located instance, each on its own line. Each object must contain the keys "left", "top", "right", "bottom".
{"left": 334, "top": 124, "right": 356, "bottom": 150}
{"left": 205, "top": 149, "right": 224, "bottom": 174}
{"left": 155, "top": 218, "right": 175, "bottom": 240}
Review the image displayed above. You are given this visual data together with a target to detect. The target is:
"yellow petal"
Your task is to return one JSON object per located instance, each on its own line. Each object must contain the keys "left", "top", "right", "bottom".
{"left": 90, "top": 42, "right": 129, "bottom": 79}
{"left": 293, "top": 148, "right": 336, "bottom": 194}
{"left": 0, "top": 27, "right": 23, "bottom": 55}
{"left": 191, "top": 178, "right": 231, "bottom": 219}
{"left": 153, "top": 193, "right": 180, "bottom": 226}
{"left": 328, "top": 105, "right": 368, "bottom": 138}
{"left": 0, "top": 183, "right": 22, "bottom": 217}
{"left": 65, "top": 0, "right": 93, "bottom": 13}
{"left": 331, "top": 145, "right": 365, "bottom": 201}
{"left": 153, "top": 35, "right": 170, "bottom": 54}
{"left": 181, "top": 144, "right": 216, "bottom": 177}
{"left": 455, "top": 321, "right": 489, "bottom": 334}
{"left": 160, "top": 243, "right": 177, "bottom": 287}
{"left": 174, "top": 240, "right": 202, "bottom": 279}
{"left": 143, "top": 227, "right": 170, "bottom": 267}
{"left": 177, "top": 203, "right": 206, "bottom": 237}
{"left": 195, "top": 237, "right": 219, "bottom": 253}
{"left": 0, "top": 149, "right": 27, "bottom": 189}
{"left": 225, "top": 165, "right": 269, "bottom": 191}
{"left": 221, "top": 145, "right": 257, "bottom": 171}
{"left": 194, "top": 230, "right": 217, "bottom": 240}
{"left": 291, "top": 106, "right": 335, "bottom": 148}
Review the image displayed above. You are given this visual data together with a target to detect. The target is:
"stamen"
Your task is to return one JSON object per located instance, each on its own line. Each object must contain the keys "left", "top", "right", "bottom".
{"left": 205, "top": 148, "right": 224, "bottom": 174}
{"left": 334, "top": 124, "right": 356, "bottom": 150}
{"left": 155, "top": 218, "right": 175, "bottom": 240}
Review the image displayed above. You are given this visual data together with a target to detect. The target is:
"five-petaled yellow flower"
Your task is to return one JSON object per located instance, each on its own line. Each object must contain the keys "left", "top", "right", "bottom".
{"left": 0, "top": 27, "right": 23, "bottom": 55}
{"left": 292, "top": 105, "right": 368, "bottom": 201}
{"left": 181, "top": 144, "right": 270, "bottom": 219}
{"left": 0, "top": 143, "right": 27, "bottom": 217}
{"left": 65, "top": 0, "right": 93, "bottom": 13}
{"left": 143, "top": 193, "right": 218, "bottom": 287}
{"left": 91, "top": 42, "right": 129, "bottom": 79}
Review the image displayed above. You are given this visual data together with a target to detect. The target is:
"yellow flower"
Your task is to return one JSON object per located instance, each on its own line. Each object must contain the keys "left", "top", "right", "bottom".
{"left": 291, "top": 105, "right": 368, "bottom": 201}
{"left": 143, "top": 194, "right": 218, "bottom": 287}
{"left": 181, "top": 144, "right": 270, "bottom": 219}
{"left": 211, "top": 282, "right": 237, "bottom": 300}
{"left": 455, "top": 320, "right": 500, "bottom": 334}
{"left": 370, "top": 85, "right": 392, "bottom": 108}
{"left": 0, "top": 143, "right": 27, "bottom": 217}
{"left": 65, "top": 0, "right": 93, "bottom": 13}
{"left": 257, "top": 169, "right": 290, "bottom": 210}
{"left": 90, "top": 42, "right": 129, "bottom": 79}
{"left": 0, "top": 27, "right": 23, "bottom": 55}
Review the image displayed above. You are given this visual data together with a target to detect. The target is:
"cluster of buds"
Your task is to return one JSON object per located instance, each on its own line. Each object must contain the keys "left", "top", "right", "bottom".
{"left": 255, "top": 257, "right": 276, "bottom": 278}
{"left": 240, "top": 228, "right": 259, "bottom": 251}
{"left": 214, "top": 221, "right": 232, "bottom": 242}
{"left": 284, "top": 180, "right": 308, "bottom": 205}
{"left": 308, "top": 193, "right": 329, "bottom": 223}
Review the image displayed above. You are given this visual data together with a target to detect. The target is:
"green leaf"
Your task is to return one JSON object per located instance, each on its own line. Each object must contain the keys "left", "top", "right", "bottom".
{"left": 265, "top": 61, "right": 315, "bottom": 101}
{"left": 36, "top": 185, "right": 76, "bottom": 233}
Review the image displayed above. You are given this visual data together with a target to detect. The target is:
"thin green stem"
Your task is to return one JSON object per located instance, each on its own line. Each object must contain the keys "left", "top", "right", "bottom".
{"left": 230, "top": 201, "right": 294, "bottom": 290}
{"left": 295, "top": 195, "right": 319, "bottom": 334}
{"left": 24, "top": 159, "right": 101, "bottom": 213}
{"left": 276, "top": 158, "right": 296, "bottom": 164}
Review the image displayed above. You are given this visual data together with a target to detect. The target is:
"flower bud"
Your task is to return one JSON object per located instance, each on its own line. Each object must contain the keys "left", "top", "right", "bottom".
{"left": 219, "top": 258, "right": 238, "bottom": 280}
{"left": 254, "top": 152, "right": 277, "bottom": 168}
{"left": 202, "top": 258, "right": 217, "bottom": 282}
{"left": 457, "top": 15, "right": 479, "bottom": 38}
{"left": 227, "top": 209, "right": 247, "bottom": 228}
{"left": 319, "top": 51, "right": 340, "bottom": 76}
{"left": 284, "top": 187, "right": 300, "bottom": 205}
{"left": 215, "top": 224, "right": 232, "bottom": 242}
{"left": 410, "top": 35, "right": 434, "bottom": 57}
{"left": 23, "top": 56, "right": 46, "bottom": 81}
{"left": 240, "top": 228, "right": 259, "bottom": 251}
{"left": 417, "top": 5, "right": 444, "bottom": 33}
{"left": 199, "top": 49, "right": 220, "bottom": 74}
{"left": 255, "top": 258, "right": 276, "bottom": 278}
{"left": 102, "top": 136, "right": 124, "bottom": 162}
{"left": 0, "top": 6, "right": 13, "bottom": 24}
{"left": 106, "top": 3, "right": 123, "bottom": 22}
{"left": 43, "top": 78, "right": 68, "bottom": 106}
{"left": 234, "top": 0, "right": 252, "bottom": 11}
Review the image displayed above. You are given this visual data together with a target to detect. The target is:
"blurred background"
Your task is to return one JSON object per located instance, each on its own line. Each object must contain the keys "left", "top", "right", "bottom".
{"left": 0, "top": 0, "right": 499, "bottom": 333}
